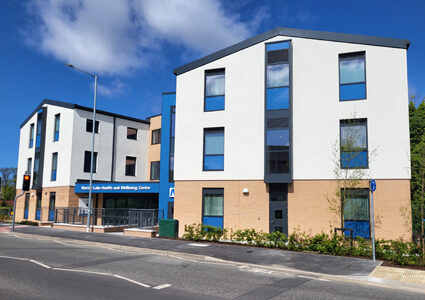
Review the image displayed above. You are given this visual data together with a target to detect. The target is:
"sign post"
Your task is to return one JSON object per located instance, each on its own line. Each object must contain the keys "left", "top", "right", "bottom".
{"left": 370, "top": 179, "right": 376, "bottom": 263}
{"left": 12, "top": 175, "right": 31, "bottom": 232}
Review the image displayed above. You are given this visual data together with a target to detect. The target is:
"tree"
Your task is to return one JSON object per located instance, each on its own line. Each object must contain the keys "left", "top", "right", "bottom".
{"left": 412, "top": 134, "right": 425, "bottom": 255}
{"left": 0, "top": 167, "right": 17, "bottom": 203}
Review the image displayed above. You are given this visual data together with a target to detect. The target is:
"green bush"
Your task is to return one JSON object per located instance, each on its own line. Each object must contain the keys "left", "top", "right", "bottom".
{"left": 19, "top": 220, "right": 39, "bottom": 226}
{"left": 182, "top": 223, "right": 227, "bottom": 242}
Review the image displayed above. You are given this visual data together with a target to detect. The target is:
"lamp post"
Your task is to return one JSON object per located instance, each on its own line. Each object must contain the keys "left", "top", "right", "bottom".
{"left": 65, "top": 63, "right": 97, "bottom": 233}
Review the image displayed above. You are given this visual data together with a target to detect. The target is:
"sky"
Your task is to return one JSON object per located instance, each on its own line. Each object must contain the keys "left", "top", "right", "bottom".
{"left": 0, "top": 0, "right": 424, "bottom": 169}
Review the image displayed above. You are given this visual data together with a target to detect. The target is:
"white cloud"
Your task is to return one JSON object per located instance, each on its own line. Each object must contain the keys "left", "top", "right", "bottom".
{"left": 96, "top": 79, "right": 125, "bottom": 97}
{"left": 23, "top": 0, "right": 267, "bottom": 76}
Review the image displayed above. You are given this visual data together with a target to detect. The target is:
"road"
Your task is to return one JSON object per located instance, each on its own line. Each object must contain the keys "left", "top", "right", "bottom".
{"left": 0, "top": 232, "right": 423, "bottom": 299}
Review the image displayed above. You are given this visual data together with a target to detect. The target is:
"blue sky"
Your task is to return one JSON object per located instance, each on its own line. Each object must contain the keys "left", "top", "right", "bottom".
{"left": 0, "top": 0, "right": 424, "bottom": 169}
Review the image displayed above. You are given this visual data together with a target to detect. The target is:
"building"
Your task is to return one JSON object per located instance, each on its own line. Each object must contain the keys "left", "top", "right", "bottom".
{"left": 172, "top": 28, "right": 412, "bottom": 240}
{"left": 15, "top": 27, "right": 412, "bottom": 240}
{"left": 15, "top": 98, "right": 175, "bottom": 229}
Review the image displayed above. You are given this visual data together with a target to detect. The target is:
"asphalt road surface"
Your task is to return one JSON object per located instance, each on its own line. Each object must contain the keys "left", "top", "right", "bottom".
{"left": 0, "top": 232, "right": 423, "bottom": 300}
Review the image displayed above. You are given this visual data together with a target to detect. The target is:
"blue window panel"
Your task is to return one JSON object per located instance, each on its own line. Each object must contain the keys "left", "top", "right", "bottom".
{"left": 266, "top": 42, "right": 290, "bottom": 51}
{"left": 205, "top": 96, "right": 225, "bottom": 111}
{"left": 267, "top": 87, "right": 289, "bottom": 110}
{"left": 24, "top": 210, "right": 29, "bottom": 219}
{"left": 267, "top": 64, "right": 289, "bottom": 88}
{"left": 341, "top": 151, "right": 368, "bottom": 168}
{"left": 35, "top": 136, "right": 41, "bottom": 148}
{"left": 29, "top": 139, "right": 33, "bottom": 148}
{"left": 51, "top": 170, "right": 57, "bottom": 181}
{"left": 204, "top": 155, "right": 224, "bottom": 170}
{"left": 340, "top": 83, "right": 366, "bottom": 100}
{"left": 54, "top": 132, "right": 59, "bottom": 142}
{"left": 202, "top": 216, "right": 223, "bottom": 229}
{"left": 205, "top": 131, "right": 224, "bottom": 155}
{"left": 267, "top": 129, "right": 289, "bottom": 147}
{"left": 344, "top": 220, "right": 370, "bottom": 239}
{"left": 35, "top": 210, "right": 41, "bottom": 220}
{"left": 49, "top": 210, "right": 55, "bottom": 221}
{"left": 340, "top": 58, "right": 365, "bottom": 84}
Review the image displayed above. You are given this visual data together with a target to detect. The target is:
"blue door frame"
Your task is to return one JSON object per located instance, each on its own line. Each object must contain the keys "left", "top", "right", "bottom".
{"left": 35, "top": 209, "right": 41, "bottom": 220}
{"left": 48, "top": 210, "right": 55, "bottom": 221}
{"left": 24, "top": 210, "right": 29, "bottom": 219}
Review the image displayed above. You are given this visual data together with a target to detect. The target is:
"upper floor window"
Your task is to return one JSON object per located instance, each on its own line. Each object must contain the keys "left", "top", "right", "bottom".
{"left": 125, "top": 156, "right": 136, "bottom": 176}
{"left": 35, "top": 119, "right": 42, "bottom": 148}
{"left": 86, "top": 119, "right": 99, "bottom": 133}
{"left": 340, "top": 119, "right": 368, "bottom": 168}
{"left": 203, "top": 128, "right": 224, "bottom": 171}
{"left": 33, "top": 155, "right": 40, "bottom": 184}
{"left": 205, "top": 69, "right": 225, "bottom": 111}
{"left": 169, "top": 106, "right": 176, "bottom": 182}
{"left": 151, "top": 129, "right": 161, "bottom": 144}
{"left": 54, "top": 114, "right": 60, "bottom": 142}
{"left": 339, "top": 52, "right": 366, "bottom": 101}
{"left": 127, "top": 127, "right": 137, "bottom": 140}
{"left": 83, "top": 151, "right": 98, "bottom": 173}
{"left": 266, "top": 122, "right": 290, "bottom": 174}
{"left": 150, "top": 161, "right": 160, "bottom": 180}
{"left": 27, "top": 158, "right": 32, "bottom": 174}
{"left": 51, "top": 152, "right": 58, "bottom": 181}
{"left": 266, "top": 41, "right": 290, "bottom": 110}
{"left": 29, "top": 123, "right": 35, "bottom": 148}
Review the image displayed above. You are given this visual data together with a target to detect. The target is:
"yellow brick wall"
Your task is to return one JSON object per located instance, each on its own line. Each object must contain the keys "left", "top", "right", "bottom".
{"left": 147, "top": 115, "right": 161, "bottom": 181}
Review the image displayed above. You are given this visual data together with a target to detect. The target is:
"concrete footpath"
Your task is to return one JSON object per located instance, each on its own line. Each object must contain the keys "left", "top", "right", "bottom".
{"left": 8, "top": 226, "right": 425, "bottom": 291}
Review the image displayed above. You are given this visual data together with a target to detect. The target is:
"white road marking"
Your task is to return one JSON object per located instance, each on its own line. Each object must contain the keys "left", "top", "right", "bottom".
{"left": 298, "top": 275, "right": 330, "bottom": 282}
{"left": 0, "top": 255, "right": 29, "bottom": 261}
{"left": 7, "top": 234, "right": 27, "bottom": 239}
{"left": 53, "top": 267, "right": 111, "bottom": 276}
{"left": 153, "top": 284, "right": 172, "bottom": 290}
{"left": 52, "top": 239, "right": 70, "bottom": 245}
{"left": 188, "top": 243, "right": 210, "bottom": 247}
{"left": 113, "top": 274, "right": 151, "bottom": 288}
{"left": 30, "top": 259, "right": 51, "bottom": 269}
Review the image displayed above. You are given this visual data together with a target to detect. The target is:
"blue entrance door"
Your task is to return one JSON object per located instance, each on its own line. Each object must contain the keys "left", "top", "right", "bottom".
{"left": 24, "top": 193, "right": 30, "bottom": 219}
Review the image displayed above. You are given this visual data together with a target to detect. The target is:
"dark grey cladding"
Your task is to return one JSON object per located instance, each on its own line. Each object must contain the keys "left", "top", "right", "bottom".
{"left": 173, "top": 27, "right": 410, "bottom": 76}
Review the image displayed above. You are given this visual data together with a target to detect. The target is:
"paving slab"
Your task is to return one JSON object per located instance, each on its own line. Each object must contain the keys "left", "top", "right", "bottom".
{"left": 13, "top": 226, "right": 379, "bottom": 277}
{"left": 369, "top": 266, "right": 425, "bottom": 285}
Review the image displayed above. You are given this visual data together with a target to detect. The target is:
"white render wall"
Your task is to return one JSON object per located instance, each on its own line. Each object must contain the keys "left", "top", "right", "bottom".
{"left": 174, "top": 35, "right": 410, "bottom": 181}
{"left": 16, "top": 114, "right": 37, "bottom": 188}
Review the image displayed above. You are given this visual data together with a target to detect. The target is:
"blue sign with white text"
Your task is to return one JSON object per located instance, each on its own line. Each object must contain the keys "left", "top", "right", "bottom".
{"left": 75, "top": 182, "right": 159, "bottom": 194}
{"left": 370, "top": 179, "right": 376, "bottom": 192}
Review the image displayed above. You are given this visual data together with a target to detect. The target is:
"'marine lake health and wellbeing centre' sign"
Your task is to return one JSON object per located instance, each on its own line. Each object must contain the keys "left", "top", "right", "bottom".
{"left": 75, "top": 182, "right": 159, "bottom": 194}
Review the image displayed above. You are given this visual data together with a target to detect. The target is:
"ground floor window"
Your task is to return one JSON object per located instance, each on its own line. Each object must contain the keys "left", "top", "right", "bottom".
{"left": 202, "top": 188, "right": 224, "bottom": 228}
{"left": 24, "top": 193, "right": 30, "bottom": 219}
{"left": 49, "top": 192, "right": 56, "bottom": 221}
{"left": 343, "top": 189, "right": 370, "bottom": 239}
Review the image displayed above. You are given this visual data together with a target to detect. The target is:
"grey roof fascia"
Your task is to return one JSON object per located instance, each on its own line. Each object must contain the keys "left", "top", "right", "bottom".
{"left": 173, "top": 27, "right": 410, "bottom": 76}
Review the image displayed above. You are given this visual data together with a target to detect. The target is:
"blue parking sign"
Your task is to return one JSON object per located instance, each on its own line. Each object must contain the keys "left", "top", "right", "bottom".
{"left": 370, "top": 179, "right": 376, "bottom": 192}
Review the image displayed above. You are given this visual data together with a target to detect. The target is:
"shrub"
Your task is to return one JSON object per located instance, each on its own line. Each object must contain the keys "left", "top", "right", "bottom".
{"left": 19, "top": 220, "right": 39, "bottom": 226}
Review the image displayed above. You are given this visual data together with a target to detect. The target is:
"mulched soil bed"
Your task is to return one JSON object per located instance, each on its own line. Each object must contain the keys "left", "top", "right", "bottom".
{"left": 381, "top": 260, "right": 425, "bottom": 271}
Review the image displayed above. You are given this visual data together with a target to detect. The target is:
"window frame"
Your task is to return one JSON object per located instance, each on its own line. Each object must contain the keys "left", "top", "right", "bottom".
{"left": 83, "top": 151, "right": 98, "bottom": 173}
{"left": 204, "top": 68, "right": 225, "bottom": 112}
{"left": 339, "top": 118, "right": 368, "bottom": 169}
{"left": 29, "top": 123, "right": 34, "bottom": 148}
{"left": 54, "top": 114, "right": 60, "bottom": 142}
{"left": 127, "top": 127, "right": 138, "bottom": 140}
{"left": 151, "top": 129, "right": 161, "bottom": 145}
{"left": 202, "top": 188, "right": 224, "bottom": 218}
{"left": 203, "top": 127, "right": 225, "bottom": 171}
{"left": 150, "top": 161, "right": 160, "bottom": 180}
{"left": 343, "top": 188, "right": 370, "bottom": 222}
{"left": 51, "top": 152, "right": 58, "bottom": 181}
{"left": 27, "top": 158, "right": 32, "bottom": 174}
{"left": 338, "top": 51, "right": 367, "bottom": 101}
{"left": 86, "top": 119, "right": 99, "bottom": 133}
{"left": 125, "top": 156, "right": 137, "bottom": 177}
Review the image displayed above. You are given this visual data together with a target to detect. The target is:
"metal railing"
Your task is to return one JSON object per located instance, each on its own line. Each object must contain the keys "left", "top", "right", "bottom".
{"left": 54, "top": 207, "right": 163, "bottom": 228}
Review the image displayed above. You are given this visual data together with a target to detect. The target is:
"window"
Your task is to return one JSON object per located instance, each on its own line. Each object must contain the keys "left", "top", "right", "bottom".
{"left": 151, "top": 129, "right": 161, "bottom": 144}
{"left": 29, "top": 123, "right": 34, "bottom": 148}
{"left": 49, "top": 192, "right": 56, "bottom": 221}
{"left": 27, "top": 158, "right": 32, "bottom": 174}
{"left": 33, "top": 156, "right": 39, "bottom": 184}
{"left": 266, "top": 117, "right": 290, "bottom": 174}
{"left": 266, "top": 42, "right": 290, "bottom": 110}
{"left": 202, "top": 188, "right": 224, "bottom": 228}
{"left": 83, "top": 151, "right": 98, "bottom": 173}
{"left": 150, "top": 161, "right": 160, "bottom": 180}
{"left": 343, "top": 189, "right": 370, "bottom": 239}
{"left": 340, "top": 119, "right": 368, "bottom": 168}
{"left": 339, "top": 52, "right": 366, "bottom": 101}
{"left": 169, "top": 106, "right": 176, "bottom": 182}
{"left": 205, "top": 69, "right": 225, "bottom": 111}
{"left": 51, "top": 153, "right": 58, "bottom": 181}
{"left": 127, "top": 127, "right": 137, "bottom": 140}
{"left": 86, "top": 119, "right": 99, "bottom": 133}
{"left": 203, "top": 128, "right": 224, "bottom": 171}
{"left": 54, "top": 114, "right": 60, "bottom": 142}
{"left": 36, "top": 119, "right": 42, "bottom": 148}
{"left": 125, "top": 156, "right": 136, "bottom": 176}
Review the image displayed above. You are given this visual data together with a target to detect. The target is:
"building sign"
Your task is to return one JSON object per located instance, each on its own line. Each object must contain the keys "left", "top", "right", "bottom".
{"left": 75, "top": 182, "right": 159, "bottom": 194}
{"left": 169, "top": 187, "right": 175, "bottom": 198}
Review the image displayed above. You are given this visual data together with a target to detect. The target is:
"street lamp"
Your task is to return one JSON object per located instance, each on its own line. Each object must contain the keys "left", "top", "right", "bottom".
{"left": 65, "top": 63, "right": 97, "bottom": 233}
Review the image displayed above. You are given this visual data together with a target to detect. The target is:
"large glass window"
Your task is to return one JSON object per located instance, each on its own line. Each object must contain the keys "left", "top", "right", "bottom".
{"left": 35, "top": 119, "right": 42, "bottom": 148}
{"left": 150, "top": 161, "right": 160, "bottom": 180}
{"left": 127, "top": 127, "right": 137, "bottom": 140}
{"left": 29, "top": 123, "right": 34, "bottom": 148}
{"left": 203, "top": 128, "right": 224, "bottom": 171}
{"left": 343, "top": 189, "right": 370, "bottom": 239}
{"left": 51, "top": 153, "right": 58, "bottom": 181}
{"left": 33, "top": 156, "right": 40, "bottom": 184}
{"left": 202, "top": 188, "right": 224, "bottom": 228}
{"left": 152, "top": 129, "right": 161, "bottom": 144}
{"left": 205, "top": 69, "right": 225, "bottom": 111}
{"left": 125, "top": 156, "right": 136, "bottom": 176}
{"left": 340, "top": 119, "right": 368, "bottom": 168}
{"left": 83, "top": 151, "right": 98, "bottom": 173}
{"left": 54, "top": 114, "right": 60, "bottom": 142}
{"left": 27, "top": 158, "right": 32, "bottom": 174}
{"left": 169, "top": 106, "right": 176, "bottom": 182}
{"left": 266, "top": 42, "right": 290, "bottom": 110}
{"left": 86, "top": 119, "right": 99, "bottom": 133}
{"left": 339, "top": 52, "right": 366, "bottom": 101}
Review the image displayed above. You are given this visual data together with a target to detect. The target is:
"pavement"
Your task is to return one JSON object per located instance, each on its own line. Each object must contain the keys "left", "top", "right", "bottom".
{"left": 5, "top": 225, "right": 425, "bottom": 293}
